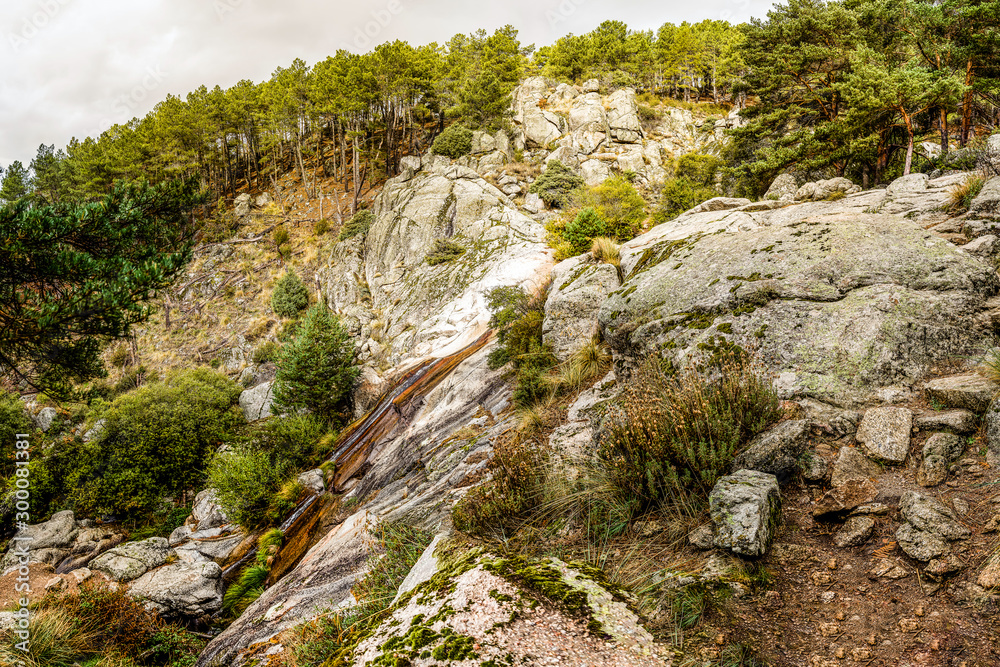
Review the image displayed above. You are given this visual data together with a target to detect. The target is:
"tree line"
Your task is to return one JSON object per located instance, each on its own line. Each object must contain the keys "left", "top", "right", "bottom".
{"left": 1, "top": 1, "right": 999, "bottom": 206}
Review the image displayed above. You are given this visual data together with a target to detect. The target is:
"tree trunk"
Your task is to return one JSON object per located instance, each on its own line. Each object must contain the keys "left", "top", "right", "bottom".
{"left": 903, "top": 111, "right": 915, "bottom": 176}
{"left": 961, "top": 59, "right": 974, "bottom": 147}
{"left": 940, "top": 107, "right": 949, "bottom": 154}
{"left": 352, "top": 136, "right": 360, "bottom": 215}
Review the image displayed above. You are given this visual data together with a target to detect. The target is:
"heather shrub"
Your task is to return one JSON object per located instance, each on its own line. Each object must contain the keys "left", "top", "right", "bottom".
{"left": 598, "top": 353, "right": 781, "bottom": 514}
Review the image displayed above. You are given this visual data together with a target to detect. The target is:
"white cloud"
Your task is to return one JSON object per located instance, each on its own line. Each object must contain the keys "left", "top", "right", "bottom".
{"left": 0, "top": 0, "right": 771, "bottom": 167}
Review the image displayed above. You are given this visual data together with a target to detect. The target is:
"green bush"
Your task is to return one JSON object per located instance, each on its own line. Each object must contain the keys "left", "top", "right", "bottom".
{"left": 257, "top": 413, "right": 333, "bottom": 471}
{"left": 0, "top": 391, "right": 31, "bottom": 478}
{"left": 338, "top": 210, "right": 374, "bottom": 241}
{"left": 272, "top": 305, "right": 360, "bottom": 423}
{"left": 431, "top": 124, "right": 474, "bottom": 159}
{"left": 68, "top": 368, "right": 242, "bottom": 519}
{"left": 273, "top": 226, "right": 290, "bottom": 247}
{"left": 676, "top": 152, "right": 724, "bottom": 186}
{"left": 271, "top": 271, "right": 309, "bottom": 319}
{"left": 252, "top": 341, "right": 281, "bottom": 364}
{"left": 484, "top": 285, "right": 557, "bottom": 408}
{"left": 575, "top": 176, "right": 646, "bottom": 240}
{"left": 529, "top": 160, "right": 585, "bottom": 208}
{"left": 652, "top": 178, "right": 719, "bottom": 225}
{"left": 598, "top": 354, "right": 781, "bottom": 515}
{"left": 314, "top": 218, "right": 330, "bottom": 235}
{"left": 425, "top": 238, "right": 466, "bottom": 265}
{"left": 564, "top": 208, "right": 608, "bottom": 255}
{"left": 208, "top": 443, "right": 291, "bottom": 529}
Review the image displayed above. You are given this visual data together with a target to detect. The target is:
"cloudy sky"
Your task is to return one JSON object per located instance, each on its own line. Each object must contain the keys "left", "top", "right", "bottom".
{"left": 1, "top": 0, "right": 772, "bottom": 168}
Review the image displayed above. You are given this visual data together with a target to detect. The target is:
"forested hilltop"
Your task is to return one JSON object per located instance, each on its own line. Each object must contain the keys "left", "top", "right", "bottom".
{"left": 1, "top": 0, "right": 999, "bottom": 209}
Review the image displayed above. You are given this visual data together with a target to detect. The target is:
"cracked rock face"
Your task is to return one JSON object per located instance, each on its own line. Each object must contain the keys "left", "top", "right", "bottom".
{"left": 319, "top": 167, "right": 553, "bottom": 368}
{"left": 599, "top": 198, "right": 997, "bottom": 406}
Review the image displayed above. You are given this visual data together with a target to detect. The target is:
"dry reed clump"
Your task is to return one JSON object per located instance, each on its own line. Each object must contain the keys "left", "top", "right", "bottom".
{"left": 598, "top": 353, "right": 781, "bottom": 515}
{"left": 946, "top": 173, "right": 986, "bottom": 213}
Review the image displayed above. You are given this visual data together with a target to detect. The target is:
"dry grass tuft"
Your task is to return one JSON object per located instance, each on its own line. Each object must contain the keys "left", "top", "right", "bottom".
{"left": 589, "top": 237, "right": 621, "bottom": 268}
{"left": 947, "top": 173, "right": 986, "bottom": 213}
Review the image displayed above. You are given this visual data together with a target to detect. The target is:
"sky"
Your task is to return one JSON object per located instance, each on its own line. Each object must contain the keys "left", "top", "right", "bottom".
{"left": 0, "top": 0, "right": 773, "bottom": 168}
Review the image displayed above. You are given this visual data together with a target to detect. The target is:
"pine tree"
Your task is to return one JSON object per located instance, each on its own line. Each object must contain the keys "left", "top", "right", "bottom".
{"left": 0, "top": 178, "right": 201, "bottom": 397}
{"left": 272, "top": 305, "right": 359, "bottom": 423}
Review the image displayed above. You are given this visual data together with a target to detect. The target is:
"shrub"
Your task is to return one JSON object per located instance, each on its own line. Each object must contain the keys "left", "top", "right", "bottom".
{"left": 273, "top": 226, "right": 290, "bottom": 247}
{"left": 338, "top": 210, "right": 375, "bottom": 241}
{"left": 314, "top": 218, "right": 330, "bottom": 235}
{"left": 208, "top": 443, "right": 292, "bottom": 529}
{"left": 652, "top": 178, "right": 719, "bottom": 224}
{"left": 271, "top": 271, "right": 309, "bottom": 319}
{"left": 0, "top": 391, "right": 31, "bottom": 478}
{"left": 484, "top": 284, "right": 557, "bottom": 408}
{"left": 257, "top": 413, "right": 333, "bottom": 471}
{"left": 598, "top": 354, "right": 781, "bottom": 515}
{"left": 272, "top": 305, "right": 360, "bottom": 423}
{"left": 453, "top": 436, "right": 548, "bottom": 538}
{"left": 529, "top": 160, "right": 585, "bottom": 208}
{"left": 431, "top": 124, "right": 474, "bottom": 159}
{"left": 425, "top": 238, "right": 466, "bottom": 265}
{"left": 68, "top": 368, "right": 241, "bottom": 519}
{"left": 676, "top": 152, "right": 724, "bottom": 186}
{"left": 252, "top": 340, "right": 281, "bottom": 364}
{"left": 10, "top": 581, "right": 206, "bottom": 666}
{"left": 564, "top": 208, "right": 608, "bottom": 255}
{"left": 589, "top": 237, "right": 621, "bottom": 269}
{"left": 947, "top": 174, "right": 986, "bottom": 213}
{"left": 574, "top": 175, "right": 646, "bottom": 240}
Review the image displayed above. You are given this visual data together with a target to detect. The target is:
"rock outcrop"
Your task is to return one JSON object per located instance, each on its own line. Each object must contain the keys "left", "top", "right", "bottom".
{"left": 598, "top": 189, "right": 998, "bottom": 407}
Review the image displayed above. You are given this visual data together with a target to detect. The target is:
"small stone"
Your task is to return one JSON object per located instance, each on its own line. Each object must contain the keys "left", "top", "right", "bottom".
{"left": 924, "top": 554, "right": 965, "bottom": 578}
{"left": 800, "top": 451, "right": 829, "bottom": 482}
{"left": 984, "top": 513, "right": 1000, "bottom": 532}
{"left": 731, "top": 419, "right": 811, "bottom": 482}
{"left": 896, "top": 524, "right": 949, "bottom": 561}
{"left": 898, "top": 617, "right": 920, "bottom": 632}
{"left": 813, "top": 479, "right": 879, "bottom": 518}
{"left": 833, "top": 516, "right": 876, "bottom": 548}
{"left": 849, "top": 503, "right": 890, "bottom": 516}
{"left": 977, "top": 551, "right": 1000, "bottom": 588}
{"left": 922, "top": 432, "right": 966, "bottom": 461}
{"left": 914, "top": 410, "right": 978, "bottom": 435}
{"left": 811, "top": 571, "right": 833, "bottom": 586}
{"left": 924, "top": 373, "right": 996, "bottom": 412}
{"left": 709, "top": 470, "right": 781, "bottom": 557}
{"left": 827, "top": 558, "right": 838, "bottom": 570}
{"left": 899, "top": 491, "right": 971, "bottom": 541}
{"left": 44, "top": 575, "right": 66, "bottom": 592}
{"left": 856, "top": 407, "right": 912, "bottom": 464}
{"left": 917, "top": 454, "right": 948, "bottom": 487}
{"left": 818, "top": 622, "right": 840, "bottom": 636}
{"left": 829, "top": 446, "right": 880, "bottom": 488}
{"left": 953, "top": 498, "right": 969, "bottom": 515}
{"left": 688, "top": 525, "right": 714, "bottom": 550}
{"left": 851, "top": 647, "right": 872, "bottom": 661}
{"left": 870, "top": 559, "right": 909, "bottom": 580}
